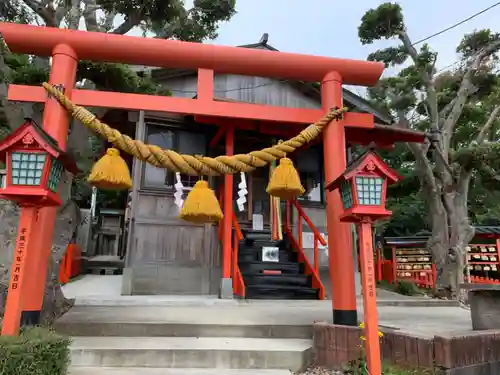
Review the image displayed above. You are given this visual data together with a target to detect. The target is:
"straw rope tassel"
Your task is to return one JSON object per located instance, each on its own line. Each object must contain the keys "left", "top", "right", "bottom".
{"left": 266, "top": 140, "right": 304, "bottom": 200}
{"left": 180, "top": 179, "right": 223, "bottom": 223}
{"left": 88, "top": 148, "right": 132, "bottom": 190}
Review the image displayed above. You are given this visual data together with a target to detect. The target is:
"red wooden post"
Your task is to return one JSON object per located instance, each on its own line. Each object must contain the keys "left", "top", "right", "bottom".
{"left": 376, "top": 247, "right": 382, "bottom": 283}
{"left": 314, "top": 235, "right": 319, "bottom": 275}
{"left": 22, "top": 44, "right": 78, "bottom": 325}
{"left": 321, "top": 71, "right": 358, "bottom": 326}
{"left": 391, "top": 246, "right": 397, "bottom": 285}
{"left": 221, "top": 125, "right": 234, "bottom": 298}
{"left": 298, "top": 217, "right": 303, "bottom": 248}
{"left": 2, "top": 207, "right": 39, "bottom": 335}
{"left": 358, "top": 217, "right": 382, "bottom": 375}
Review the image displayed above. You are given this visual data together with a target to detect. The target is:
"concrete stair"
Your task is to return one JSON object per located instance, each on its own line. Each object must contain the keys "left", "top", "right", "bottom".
{"left": 70, "top": 336, "right": 311, "bottom": 370}
{"left": 59, "top": 305, "right": 313, "bottom": 373}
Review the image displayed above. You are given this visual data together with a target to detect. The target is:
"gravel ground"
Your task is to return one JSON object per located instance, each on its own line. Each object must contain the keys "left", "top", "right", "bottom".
{"left": 295, "top": 367, "right": 343, "bottom": 375}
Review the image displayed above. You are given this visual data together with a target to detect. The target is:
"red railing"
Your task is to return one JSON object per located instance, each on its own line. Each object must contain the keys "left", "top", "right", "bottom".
{"left": 285, "top": 200, "right": 326, "bottom": 299}
{"left": 59, "top": 243, "right": 82, "bottom": 285}
{"left": 218, "top": 190, "right": 246, "bottom": 298}
{"left": 231, "top": 214, "right": 245, "bottom": 297}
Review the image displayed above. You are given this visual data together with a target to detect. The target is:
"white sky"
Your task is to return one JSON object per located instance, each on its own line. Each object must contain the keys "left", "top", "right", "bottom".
{"left": 117, "top": 0, "right": 500, "bottom": 95}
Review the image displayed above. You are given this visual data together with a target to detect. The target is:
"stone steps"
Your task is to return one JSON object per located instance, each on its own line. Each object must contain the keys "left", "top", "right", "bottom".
{"left": 70, "top": 368, "right": 293, "bottom": 375}
{"left": 70, "top": 336, "right": 312, "bottom": 371}
{"left": 57, "top": 321, "right": 312, "bottom": 339}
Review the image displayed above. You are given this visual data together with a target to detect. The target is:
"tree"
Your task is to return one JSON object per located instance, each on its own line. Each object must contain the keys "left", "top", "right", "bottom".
{"left": 0, "top": 0, "right": 236, "bottom": 321}
{"left": 358, "top": 3, "right": 500, "bottom": 298}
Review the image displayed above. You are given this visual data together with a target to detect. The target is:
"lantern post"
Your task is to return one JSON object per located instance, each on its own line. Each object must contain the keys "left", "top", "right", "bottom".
{"left": 0, "top": 118, "right": 79, "bottom": 335}
{"left": 325, "top": 148, "right": 401, "bottom": 375}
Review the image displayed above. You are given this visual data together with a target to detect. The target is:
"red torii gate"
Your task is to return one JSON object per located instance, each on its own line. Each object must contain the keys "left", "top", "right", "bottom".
{"left": 0, "top": 22, "right": 392, "bottom": 334}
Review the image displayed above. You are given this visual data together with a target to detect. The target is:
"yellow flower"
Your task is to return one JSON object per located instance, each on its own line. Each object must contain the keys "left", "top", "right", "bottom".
{"left": 358, "top": 321, "right": 384, "bottom": 339}
{"left": 360, "top": 335, "right": 366, "bottom": 341}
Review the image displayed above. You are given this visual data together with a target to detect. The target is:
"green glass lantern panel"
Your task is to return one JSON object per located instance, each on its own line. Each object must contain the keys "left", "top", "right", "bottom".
{"left": 0, "top": 172, "right": 5, "bottom": 188}
{"left": 10, "top": 152, "right": 46, "bottom": 186}
{"left": 48, "top": 159, "right": 63, "bottom": 192}
{"left": 355, "top": 176, "right": 383, "bottom": 205}
{"left": 340, "top": 180, "right": 353, "bottom": 209}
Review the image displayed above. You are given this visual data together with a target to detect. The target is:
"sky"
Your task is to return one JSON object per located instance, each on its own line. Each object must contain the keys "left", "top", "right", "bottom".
{"left": 209, "top": 0, "right": 499, "bottom": 71}
{"left": 121, "top": 0, "right": 500, "bottom": 96}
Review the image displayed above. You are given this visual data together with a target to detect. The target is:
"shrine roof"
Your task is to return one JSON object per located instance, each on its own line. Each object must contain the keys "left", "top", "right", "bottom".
{"left": 151, "top": 34, "right": 393, "bottom": 125}
{"left": 204, "top": 96, "right": 426, "bottom": 145}
{"left": 382, "top": 227, "right": 500, "bottom": 244}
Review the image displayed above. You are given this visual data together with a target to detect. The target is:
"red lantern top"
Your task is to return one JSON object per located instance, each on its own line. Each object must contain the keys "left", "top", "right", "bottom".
{"left": 325, "top": 150, "right": 401, "bottom": 223}
{"left": 0, "top": 118, "right": 79, "bottom": 207}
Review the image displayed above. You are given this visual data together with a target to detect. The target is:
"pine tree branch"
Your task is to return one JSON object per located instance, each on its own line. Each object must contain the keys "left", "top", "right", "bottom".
{"left": 480, "top": 164, "right": 500, "bottom": 182}
{"left": 398, "top": 110, "right": 438, "bottom": 193}
{"left": 21, "top": 0, "right": 57, "bottom": 26}
{"left": 82, "top": 0, "right": 101, "bottom": 32}
{"left": 111, "top": 11, "right": 144, "bottom": 35}
{"left": 442, "top": 40, "right": 500, "bottom": 149}
{"left": 475, "top": 105, "right": 500, "bottom": 144}
{"left": 102, "top": 11, "right": 117, "bottom": 32}
{"left": 54, "top": 0, "right": 71, "bottom": 26}
{"left": 397, "top": 30, "right": 440, "bottom": 133}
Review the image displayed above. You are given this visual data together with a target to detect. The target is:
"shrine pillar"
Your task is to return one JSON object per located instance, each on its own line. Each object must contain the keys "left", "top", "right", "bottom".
{"left": 21, "top": 44, "right": 78, "bottom": 325}
{"left": 321, "top": 71, "right": 358, "bottom": 325}
{"left": 220, "top": 126, "right": 235, "bottom": 298}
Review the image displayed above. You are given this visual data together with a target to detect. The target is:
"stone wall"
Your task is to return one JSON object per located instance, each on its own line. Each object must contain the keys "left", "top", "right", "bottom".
{"left": 313, "top": 322, "right": 500, "bottom": 374}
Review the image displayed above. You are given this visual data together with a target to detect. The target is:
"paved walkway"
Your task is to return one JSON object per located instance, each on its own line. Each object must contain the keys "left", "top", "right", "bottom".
{"left": 62, "top": 275, "right": 472, "bottom": 339}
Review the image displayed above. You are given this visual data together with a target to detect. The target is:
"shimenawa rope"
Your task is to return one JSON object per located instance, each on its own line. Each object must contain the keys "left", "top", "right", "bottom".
{"left": 42, "top": 83, "right": 346, "bottom": 176}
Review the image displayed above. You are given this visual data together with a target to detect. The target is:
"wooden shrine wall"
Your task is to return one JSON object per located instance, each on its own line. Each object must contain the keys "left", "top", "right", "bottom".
{"left": 122, "top": 113, "right": 221, "bottom": 295}
{"left": 124, "top": 190, "right": 221, "bottom": 295}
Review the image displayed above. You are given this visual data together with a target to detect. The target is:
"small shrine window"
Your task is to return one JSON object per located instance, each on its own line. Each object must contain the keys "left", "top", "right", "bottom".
{"left": 10, "top": 152, "right": 46, "bottom": 186}
{"left": 355, "top": 176, "right": 383, "bottom": 205}
{"left": 340, "top": 180, "right": 353, "bottom": 209}
{"left": 0, "top": 168, "right": 5, "bottom": 188}
{"left": 294, "top": 146, "right": 324, "bottom": 204}
{"left": 143, "top": 124, "right": 207, "bottom": 190}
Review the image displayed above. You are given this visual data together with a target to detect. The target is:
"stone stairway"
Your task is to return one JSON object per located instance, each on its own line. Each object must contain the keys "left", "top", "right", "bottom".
{"left": 56, "top": 304, "right": 313, "bottom": 375}
{"left": 239, "top": 230, "right": 319, "bottom": 300}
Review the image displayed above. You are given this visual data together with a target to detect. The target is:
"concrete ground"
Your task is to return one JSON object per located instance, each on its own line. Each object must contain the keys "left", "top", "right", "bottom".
{"left": 62, "top": 275, "right": 472, "bottom": 339}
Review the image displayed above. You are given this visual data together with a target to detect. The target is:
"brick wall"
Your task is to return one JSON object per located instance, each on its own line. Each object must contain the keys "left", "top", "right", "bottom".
{"left": 313, "top": 322, "right": 500, "bottom": 374}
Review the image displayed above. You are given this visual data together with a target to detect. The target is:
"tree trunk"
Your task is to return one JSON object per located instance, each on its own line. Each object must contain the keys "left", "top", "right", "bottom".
{"left": 426, "top": 178, "right": 474, "bottom": 300}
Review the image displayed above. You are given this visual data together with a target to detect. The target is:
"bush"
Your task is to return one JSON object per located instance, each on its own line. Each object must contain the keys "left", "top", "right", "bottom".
{"left": 0, "top": 327, "right": 70, "bottom": 375}
{"left": 393, "top": 280, "right": 421, "bottom": 296}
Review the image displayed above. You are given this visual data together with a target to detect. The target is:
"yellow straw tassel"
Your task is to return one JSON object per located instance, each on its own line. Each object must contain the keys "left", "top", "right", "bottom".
{"left": 87, "top": 148, "right": 133, "bottom": 190}
{"left": 180, "top": 180, "right": 223, "bottom": 223}
{"left": 266, "top": 157, "right": 305, "bottom": 200}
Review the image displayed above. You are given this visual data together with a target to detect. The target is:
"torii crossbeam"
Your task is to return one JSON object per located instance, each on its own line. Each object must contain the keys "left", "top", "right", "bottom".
{"left": 0, "top": 21, "right": 389, "bottom": 335}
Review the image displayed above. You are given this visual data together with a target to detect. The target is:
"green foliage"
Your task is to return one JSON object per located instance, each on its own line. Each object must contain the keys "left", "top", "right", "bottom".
{"left": 358, "top": 3, "right": 404, "bottom": 44}
{"left": 77, "top": 61, "right": 171, "bottom": 95}
{"left": 358, "top": 2, "right": 500, "bottom": 247}
{"left": 393, "top": 280, "right": 421, "bottom": 296}
{"left": 368, "top": 46, "right": 408, "bottom": 67}
{"left": 383, "top": 193, "right": 428, "bottom": 237}
{"left": 5, "top": 54, "right": 49, "bottom": 85}
{"left": 0, "top": 0, "right": 34, "bottom": 23}
{"left": 0, "top": 327, "right": 70, "bottom": 375}
{"left": 457, "top": 29, "right": 500, "bottom": 59}
{"left": 97, "top": 0, "right": 235, "bottom": 41}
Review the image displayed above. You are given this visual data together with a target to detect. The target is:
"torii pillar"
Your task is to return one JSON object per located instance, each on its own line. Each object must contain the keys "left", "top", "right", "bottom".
{"left": 322, "top": 71, "right": 357, "bottom": 325}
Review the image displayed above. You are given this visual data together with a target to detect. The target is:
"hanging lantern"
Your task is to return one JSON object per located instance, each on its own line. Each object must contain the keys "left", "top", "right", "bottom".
{"left": 0, "top": 119, "right": 79, "bottom": 207}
